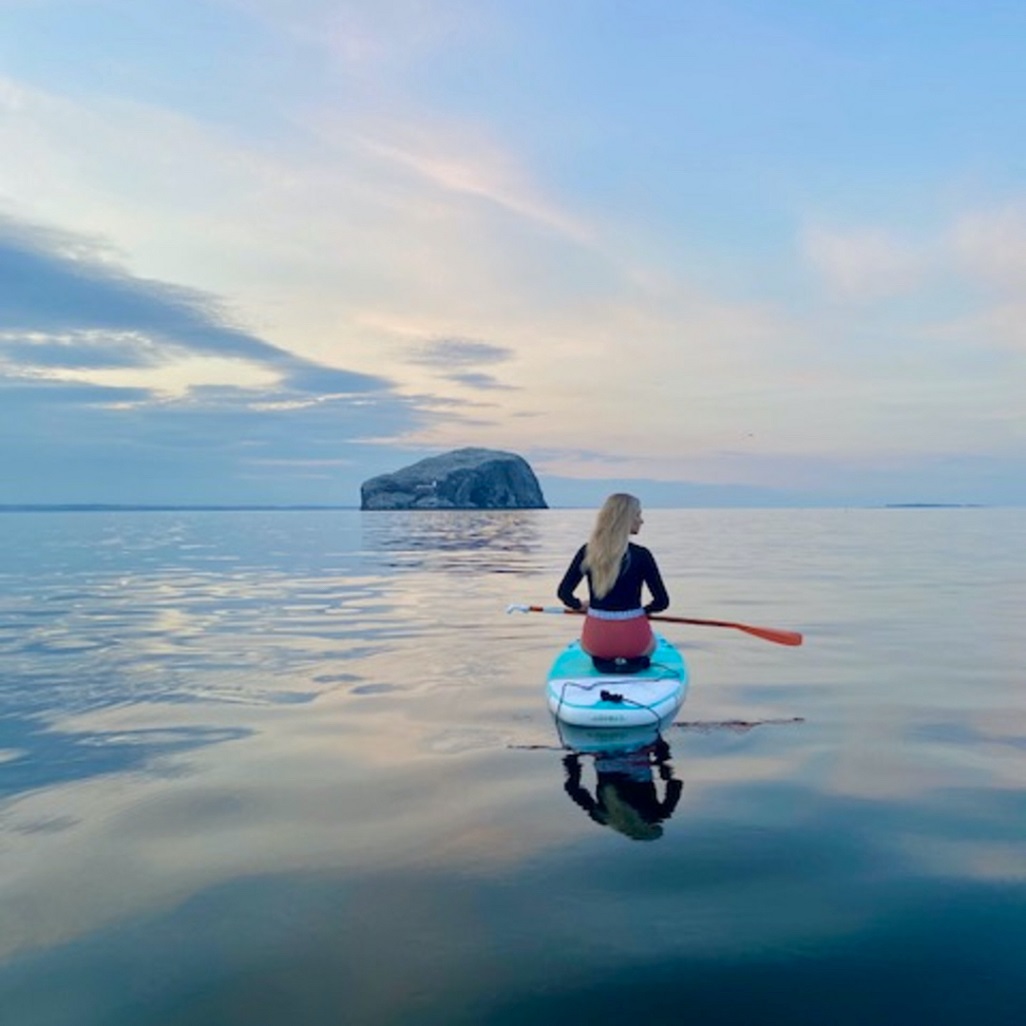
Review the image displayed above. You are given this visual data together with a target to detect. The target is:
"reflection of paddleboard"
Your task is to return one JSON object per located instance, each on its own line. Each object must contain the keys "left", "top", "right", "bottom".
{"left": 556, "top": 721, "right": 665, "bottom": 755}
{"left": 546, "top": 636, "right": 688, "bottom": 729}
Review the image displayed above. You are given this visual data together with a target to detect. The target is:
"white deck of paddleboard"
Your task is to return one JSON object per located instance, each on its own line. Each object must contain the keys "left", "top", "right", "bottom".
{"left": 546, "top": 636, "right": 688, "bottom": 728}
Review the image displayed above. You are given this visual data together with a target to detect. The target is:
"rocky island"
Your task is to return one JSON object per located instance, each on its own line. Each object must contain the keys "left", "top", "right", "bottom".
{"left": 360, "top": 448, "right": 547, "bottom": 510}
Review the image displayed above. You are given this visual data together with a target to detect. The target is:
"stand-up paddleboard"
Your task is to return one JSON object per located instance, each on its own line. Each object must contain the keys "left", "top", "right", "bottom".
{"left": 546, "top": 635, "right": 688, "bottom": 729}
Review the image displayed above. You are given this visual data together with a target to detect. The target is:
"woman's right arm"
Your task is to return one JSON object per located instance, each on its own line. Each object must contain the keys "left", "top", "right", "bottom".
{"left": 557, "top": 545, "right": 587, "bottom": 610}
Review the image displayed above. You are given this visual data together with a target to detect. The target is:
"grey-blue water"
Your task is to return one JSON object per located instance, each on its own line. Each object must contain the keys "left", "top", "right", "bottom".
{"left": 1, "top": 508, "right": 1024, "bottom": 1025}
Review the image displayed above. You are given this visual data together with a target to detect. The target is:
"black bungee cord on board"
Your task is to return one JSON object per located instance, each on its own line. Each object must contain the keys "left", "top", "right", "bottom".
{"left": 553, "top": 657, "right": 679, "bottom": 739}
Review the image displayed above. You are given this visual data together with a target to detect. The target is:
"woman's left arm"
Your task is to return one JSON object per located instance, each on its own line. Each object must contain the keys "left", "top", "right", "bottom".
{"left": 643, "top": 550, "right": 670, "bottom": 614}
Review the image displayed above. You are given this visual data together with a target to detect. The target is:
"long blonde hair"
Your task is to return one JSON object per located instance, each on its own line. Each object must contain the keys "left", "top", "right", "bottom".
{"left": 582, "top": 493, "right": 640, "bottom": 599}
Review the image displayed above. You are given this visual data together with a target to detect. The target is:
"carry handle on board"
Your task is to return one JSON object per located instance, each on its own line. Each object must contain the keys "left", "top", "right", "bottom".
{"left": 506, "top": 604, "right": 803, "bottom": 647}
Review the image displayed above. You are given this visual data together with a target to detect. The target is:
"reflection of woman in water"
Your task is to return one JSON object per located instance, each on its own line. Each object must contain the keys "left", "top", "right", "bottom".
{"left": 562, "top": 737, "right": 683, "bottom": 842}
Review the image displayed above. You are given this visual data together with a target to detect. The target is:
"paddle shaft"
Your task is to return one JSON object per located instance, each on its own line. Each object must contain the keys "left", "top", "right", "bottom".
{"left": 516, "top": 605, "right": 803, "bottom": 647}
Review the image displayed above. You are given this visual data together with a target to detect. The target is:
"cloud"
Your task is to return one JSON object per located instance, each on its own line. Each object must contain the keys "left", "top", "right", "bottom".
{"left": 0, "top": 370, "right": 438, "bottom": 504}
{"left": 930, "top": 302, "right": 1026, "bottom": 356}
{"left": 229, "top": 0, "right": 498, "bottom": 68}
{"left": 357, "top": 129, "right": 591, "bottom": 242}
{"left": 403, "top": 337, "right": 518, "bottom": 391}
{"left": 409, "top": 337, "right": 515, "bottom": 368}
{"left": 801, "top": 224, "right": 929, "bottom": 300}
{"left": 0, "top": 332, "right": 162, "bottom": 370}
{"left": 0, "top": 216, "right": 388, "bottom": 396}
{"left": 0, "top": 215, "right": 448, "bottom": 502}
{"left": 440, "top": 371, "right": 514, "bottom": 390}
{"left": 952, "top": 205, "right": 1026, "bottom": 290}
{"left": 1, "top": 378, "right": 155, "bottom": 407}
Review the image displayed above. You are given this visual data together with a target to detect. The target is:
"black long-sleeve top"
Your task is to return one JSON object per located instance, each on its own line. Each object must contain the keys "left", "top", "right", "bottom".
{"left": 557, "top": 542, "right": 670, "bottom": 614}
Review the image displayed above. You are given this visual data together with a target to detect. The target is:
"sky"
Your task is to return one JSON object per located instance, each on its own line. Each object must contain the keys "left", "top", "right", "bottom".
{"left": 1, "top": 0, "right": 1024, "bottom": 507}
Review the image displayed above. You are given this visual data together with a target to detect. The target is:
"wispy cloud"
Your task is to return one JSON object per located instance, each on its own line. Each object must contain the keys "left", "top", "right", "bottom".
{"left": 953, "top": 204, "right": 1026, "bottom": 290}
{"left": 401, "top": 337, "right": 519, "bottom": 391}
{"left": 801, "top": 224, "right": 930, "bottom": 300}
{"left": 408, "top": 337, "right": 515, "bottom": 367}
{"left": 230, "top": 0, "right": 498, "bottom": 69}
{"left": 441, "top": 371, "right": 515, "bottom": 390}
{"left": 356, "top": 129, "right": 592, "bottom": 242}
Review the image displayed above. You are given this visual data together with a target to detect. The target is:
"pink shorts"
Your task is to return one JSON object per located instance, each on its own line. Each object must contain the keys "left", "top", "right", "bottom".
{"left": 581, "top": 612, "right": 654, "bottom": 659}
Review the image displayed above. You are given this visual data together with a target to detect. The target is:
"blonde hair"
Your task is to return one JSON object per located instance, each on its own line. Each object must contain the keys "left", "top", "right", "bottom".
{"left": 582, "top": 493, "right": 640, "bottom": 599}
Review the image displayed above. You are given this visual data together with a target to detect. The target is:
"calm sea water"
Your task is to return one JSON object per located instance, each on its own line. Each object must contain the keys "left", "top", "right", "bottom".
{"left": 0, "top": 508, "right": 1024, "bottom": 1025}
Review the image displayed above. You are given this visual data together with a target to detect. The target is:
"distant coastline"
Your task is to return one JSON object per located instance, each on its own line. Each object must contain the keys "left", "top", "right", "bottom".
{"left": 0, "top": 504, "right": 360, "bottom": 513}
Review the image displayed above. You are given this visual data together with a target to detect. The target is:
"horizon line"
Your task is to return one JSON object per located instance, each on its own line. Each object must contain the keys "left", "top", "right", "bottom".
{"left": 0, "top": 502, "right": 1000, "bottom": 513}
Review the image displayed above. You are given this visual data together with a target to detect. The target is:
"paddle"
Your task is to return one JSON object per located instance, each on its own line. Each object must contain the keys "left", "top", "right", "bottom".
{"left": 506, "top": 604, "right": 803, "bottom": 647}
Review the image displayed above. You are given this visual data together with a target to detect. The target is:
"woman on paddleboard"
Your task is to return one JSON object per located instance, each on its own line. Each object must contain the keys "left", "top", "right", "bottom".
{"left": 557, "top": 493, "right": 669, "bottom": 659}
